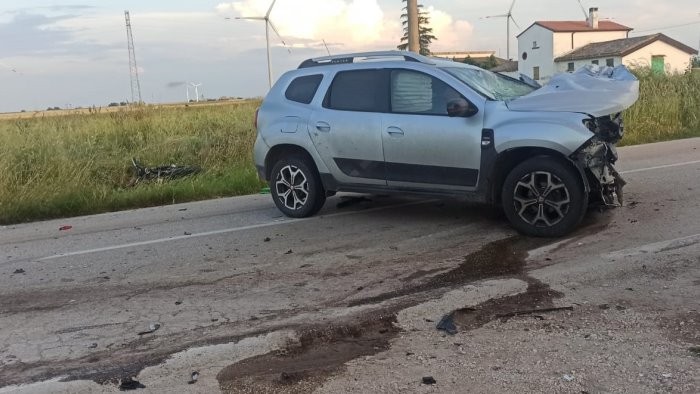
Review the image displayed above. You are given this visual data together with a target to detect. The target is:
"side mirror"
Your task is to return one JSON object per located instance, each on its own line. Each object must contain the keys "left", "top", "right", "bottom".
{"left": 446, "top": 98, "right": 479, "bottom": 118}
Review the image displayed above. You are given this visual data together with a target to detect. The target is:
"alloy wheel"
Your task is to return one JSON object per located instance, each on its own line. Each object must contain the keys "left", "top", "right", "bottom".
{"left": 275, "top": 165, "right": 309, "bottom": 211}
{"left": 513, "top": 171, "right": 571, "bottom": 227}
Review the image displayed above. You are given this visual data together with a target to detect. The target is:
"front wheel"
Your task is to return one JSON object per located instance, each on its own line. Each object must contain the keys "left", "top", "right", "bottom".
{"left": 501, "top": 157, "right": 587, "bottom": 237}
{"left": 270, "top": 156, "right": 326, "bottom": 218}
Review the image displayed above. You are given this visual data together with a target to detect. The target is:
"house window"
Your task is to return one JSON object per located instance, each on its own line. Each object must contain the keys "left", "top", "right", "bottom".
{"left": 606, "top": 58, "right": 614, "bottom": 67}
{"left": 592, "top": 60, "right": 599, "bottom": 65}
{"left": 567, "top": 62, "right": 575, "bottom": 72}
{"left": 533, "top": 66, "right": 540, "bottom": 80}
{"left": 652, "top": 56, "right": 665, "bottom": 74}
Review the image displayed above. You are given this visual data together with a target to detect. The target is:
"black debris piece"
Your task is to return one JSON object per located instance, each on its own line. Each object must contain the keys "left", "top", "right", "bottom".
{"left": 184, "top": 232, "right": 192, "bottom": 236}
{"left": 264, "top": 237, "right": 271, "bottom": 242}
{"left": 422, "top": 376, "right": 437, "bottom": 385}
{"left": 436, "top": 314, "right": 458, "bottom": 335}
{"left": 188, "top": 371, "right": 199, "bottom": 384}
{"left": 284, "top": 249, "right": 293, "bottom": 255}
{"left": 119, "top": 377, "right": 145, "bottom": 391}
{"left": 179, "top": 208, "right": 188, "bottom": 212}
{"left": 175, "top": 300, "right": 183, "bottom": 305}
{"left": 13, "top": 269, "right": 25, "bottom": 274}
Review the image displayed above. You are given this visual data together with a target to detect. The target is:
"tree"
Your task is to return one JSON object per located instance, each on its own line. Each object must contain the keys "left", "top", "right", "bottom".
{"left": 397, "top": 1, "right": 437, "bottom": 56}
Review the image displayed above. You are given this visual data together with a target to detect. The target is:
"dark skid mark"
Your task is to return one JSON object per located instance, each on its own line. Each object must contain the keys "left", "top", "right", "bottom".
{"left": 217, "top": 312, "right": 399, "bottom": 393}
{"left": 348, "top": 236, "right": 550, "bottom": 307}
{"left": 451, "top": 278, "right": 564, "bottom": 331}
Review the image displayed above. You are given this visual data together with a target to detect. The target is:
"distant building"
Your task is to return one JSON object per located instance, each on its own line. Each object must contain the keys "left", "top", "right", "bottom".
{"left": 555, "top": 33, "right": 698, "bottom": 74}
{"left": 490, "top": 60, "right": 519, "bottom": 79}
{"left": 517, "top": 8, "right": 631, "bottom": 81}
{"left": 431, "top": 51, "right": 496, "bottom": 62}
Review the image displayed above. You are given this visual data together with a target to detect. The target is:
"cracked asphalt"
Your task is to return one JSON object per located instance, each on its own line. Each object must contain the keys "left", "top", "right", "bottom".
{"left": 1, "top": 137, "right": 699, "bottom": 393}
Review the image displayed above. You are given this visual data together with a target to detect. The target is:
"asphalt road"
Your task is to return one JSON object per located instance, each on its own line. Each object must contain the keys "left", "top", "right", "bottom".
{"left": 1, "top": 137, "right": 699, "bottom": 393}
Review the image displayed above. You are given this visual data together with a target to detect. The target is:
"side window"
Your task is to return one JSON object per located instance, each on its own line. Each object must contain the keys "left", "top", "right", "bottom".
{"left": 390, "top": 70, "right": 463, "bottom": 116}
{"left": 324, "top": 70, "right": 388, "bottom": 112}
{"left": 285, "top": 74, "right": 323, "bottom": 104}
{"left": 606, "top": 58, "right": 615, "bottom": 67}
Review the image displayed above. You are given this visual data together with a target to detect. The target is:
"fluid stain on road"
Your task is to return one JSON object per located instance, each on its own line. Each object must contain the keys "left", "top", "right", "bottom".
{"left": 215, "top": 237, "right": 560, "bottom": 393}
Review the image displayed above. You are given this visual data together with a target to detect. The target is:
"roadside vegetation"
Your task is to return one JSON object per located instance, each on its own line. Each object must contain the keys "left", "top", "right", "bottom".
{"left": 621, "top": 68, "right": 700, "bottom": 146}
{"left": 1, "top": 69, "right": 699, "bottom": 224}
{"left": 0, "top": 101, "right": 262, "bottom": 224}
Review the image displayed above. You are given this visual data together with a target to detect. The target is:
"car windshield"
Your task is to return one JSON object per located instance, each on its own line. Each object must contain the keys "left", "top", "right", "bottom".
{"left": 441, "top": 67, "right": 536, "bottom": 101}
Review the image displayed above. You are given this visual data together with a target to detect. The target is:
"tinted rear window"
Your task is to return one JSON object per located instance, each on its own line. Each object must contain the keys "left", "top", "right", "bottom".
{"left": 324, "top": 70, "right": 388, "bottom": 112}
{"left": 285, "top": 74, "right": 323, "bottom": 104}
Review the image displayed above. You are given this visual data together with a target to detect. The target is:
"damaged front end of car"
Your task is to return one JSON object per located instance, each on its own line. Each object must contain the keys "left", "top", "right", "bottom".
{"left": 574, "top": 113, "right": 626, "bottom": 207}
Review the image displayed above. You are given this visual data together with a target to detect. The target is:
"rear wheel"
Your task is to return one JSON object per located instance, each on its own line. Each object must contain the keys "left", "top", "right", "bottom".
{"left": 501, "top": 157, "right": 587, "bottom": 237}
{"left": 270, "top": 156, "right": 326, "bottom": 218}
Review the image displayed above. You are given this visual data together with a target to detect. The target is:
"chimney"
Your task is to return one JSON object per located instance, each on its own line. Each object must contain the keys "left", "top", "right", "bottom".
{"left": 588, "top": 7, "right": 599, "bottom": 29}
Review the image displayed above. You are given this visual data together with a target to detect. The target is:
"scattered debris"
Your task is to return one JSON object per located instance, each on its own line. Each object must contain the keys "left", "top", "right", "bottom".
{"left": 563, "top": 374, "right": 575, "bottom": 382}
{"left": 178, "top": 208, "right": 188, "bottom": 212}
{"left": 422, "top": 376, "right": 437, "bottom": 385}
{"left": 661, "top": 373, "right": 673, "bottom": 379}
{"left": 129, "top": 158, "right": 200, "bottom": 185}
{"left": 188, "top": 371, "right": 199, "bottom": 384}
{"left": 264, "top": 237, "right": 271, "bottom": 242}
{"left": 137, "top": 323, "right": 161, "bottom": 336}
{"left": 13, "top": 269, "right": 25, "bottom": 274}
{"left": 175, "top": 300, "right": 183, "bottom": 305}
{"left": 119, "top": 377, "right": 145, "bottom": 391}
{"left": 59, "top": 225, "right": 73, "bottom": 231}
{"left": 88, "top": 343, "right": 98, "bottom": 349}
{"left": 615, "top": 305, "right": 627, "bottom": 311}
{"left": 436, "top": 314, "right": 458, "bottom": 335}
{"left": 260, "top": 186, "right": 271, "bottom": 195}
{"left": 495, "top": 306, "right": 574, "bottom": 319}
{"left": 284, "top": 249, "right": 293, "bottom": 255}
{"left": 184, "top": 232, "right": 192, "bottom": 236}
{"left": 599, "top": 304, "right": 610, "bottom": 310}
{"left": 336, "top": 196, "right": 372, "bottom": 209}
{"left": 689, "top": 347, "right": 700, "bottom": 357}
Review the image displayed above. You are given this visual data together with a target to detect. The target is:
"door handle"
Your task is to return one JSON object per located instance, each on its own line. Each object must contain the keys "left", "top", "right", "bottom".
{"left": 315, "top": 121, "right": 331, "bottom": 132}
{"left": 386, "top": 126, "right": 404, "bottom": 136}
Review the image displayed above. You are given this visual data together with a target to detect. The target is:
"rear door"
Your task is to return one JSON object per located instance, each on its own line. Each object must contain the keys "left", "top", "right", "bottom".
{"left": 308, "top": 69, "right": 388, "bottom": 186}
{"left": 381, "top": 69, "right": 484, "bottom": 191}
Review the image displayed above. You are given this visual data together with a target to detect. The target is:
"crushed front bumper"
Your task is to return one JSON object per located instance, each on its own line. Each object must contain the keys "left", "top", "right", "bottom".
{"left": 573, "top": 138, "right": 626, "bottom": 207}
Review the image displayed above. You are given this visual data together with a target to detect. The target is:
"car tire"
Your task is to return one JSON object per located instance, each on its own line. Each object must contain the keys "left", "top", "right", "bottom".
{"left": 270, "top": 156, "right": 326, "bottom": 218}
{"left": 501, "top": 156, "right": 587, "bottom": 237}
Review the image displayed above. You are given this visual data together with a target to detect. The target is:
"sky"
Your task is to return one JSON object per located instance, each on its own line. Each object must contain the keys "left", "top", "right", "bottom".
{"left": 0, "top": 0, "right": 698, "bottom": 113}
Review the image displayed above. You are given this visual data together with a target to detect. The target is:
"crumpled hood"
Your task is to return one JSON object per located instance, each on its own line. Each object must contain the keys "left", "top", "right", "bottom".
{"left": 506, "top": 65, "right": 640, "bottom": 117}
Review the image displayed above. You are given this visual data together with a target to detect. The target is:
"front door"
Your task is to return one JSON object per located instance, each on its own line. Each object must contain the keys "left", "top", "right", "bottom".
{"left": 381, "top": 69, "right": 484, "bottom": 191}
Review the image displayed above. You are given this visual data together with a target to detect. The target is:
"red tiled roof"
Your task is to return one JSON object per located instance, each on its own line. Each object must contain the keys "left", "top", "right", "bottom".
{"left": 535, "top": 21, "right": 633, "bottom": 33}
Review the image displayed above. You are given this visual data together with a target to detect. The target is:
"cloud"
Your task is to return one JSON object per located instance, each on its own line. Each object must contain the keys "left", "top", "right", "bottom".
{"left": 215, "top": 0, "right": 473, "bottom": 52}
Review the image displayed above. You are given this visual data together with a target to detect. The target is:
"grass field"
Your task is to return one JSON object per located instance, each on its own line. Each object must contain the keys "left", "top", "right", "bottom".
{"left": 0, "top": 101, "right": 263, "bottom": 224}
{"left": 1, "top": 70, "right": 699, "bottom": 224}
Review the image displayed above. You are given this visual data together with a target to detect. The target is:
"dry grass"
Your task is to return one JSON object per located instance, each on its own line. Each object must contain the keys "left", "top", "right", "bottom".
{"left": 0, "top": 101, "right": 263, "bottom": 224}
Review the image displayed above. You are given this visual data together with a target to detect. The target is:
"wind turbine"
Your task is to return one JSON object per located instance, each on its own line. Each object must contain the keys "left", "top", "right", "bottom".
{"left": 576, "top": 0, "right": 589, "bottom": 20}
{"left": 484, "top": 0, "right": 521, "bottom": 60}
{"left": 234, "top": 0, "right": 289, "bottom": 89}
{"left": 190, "top": 83, "right": 202, "bottom": 102}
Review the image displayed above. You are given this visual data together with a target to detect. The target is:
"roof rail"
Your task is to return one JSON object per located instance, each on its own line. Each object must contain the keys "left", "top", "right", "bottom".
{"left": 298, "top": 51, "right": 435, "bottom": 69}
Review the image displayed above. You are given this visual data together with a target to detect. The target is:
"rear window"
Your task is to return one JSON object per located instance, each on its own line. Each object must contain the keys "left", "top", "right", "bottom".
{"left": 285, "top": 74, "right": 323, "bottom": 104}
{"left": 324, "top": 70, "right": 388, "bottom": 112}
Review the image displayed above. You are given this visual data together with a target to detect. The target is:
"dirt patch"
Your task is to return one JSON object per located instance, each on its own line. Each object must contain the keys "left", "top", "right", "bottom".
{"left": 217, "top": 312, "right": 399, "bottom": 393}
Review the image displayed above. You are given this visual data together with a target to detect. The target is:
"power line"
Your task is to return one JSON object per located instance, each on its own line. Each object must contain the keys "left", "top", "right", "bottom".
{"left": 631, "top": 20, "right": 700, "bottom": 35}
{"left": 125, "top": 10, "right": 142, "bottom": 104}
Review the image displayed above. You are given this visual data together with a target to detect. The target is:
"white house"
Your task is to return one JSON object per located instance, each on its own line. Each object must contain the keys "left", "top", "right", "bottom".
{"left": 517, "top": 7, "right": 698, "bottom": 82}
{"left": 517, "top": 8, "right": 631, "bottom": 81}
{"left": 555, "top": 33, "right": 698, "bottom": 74}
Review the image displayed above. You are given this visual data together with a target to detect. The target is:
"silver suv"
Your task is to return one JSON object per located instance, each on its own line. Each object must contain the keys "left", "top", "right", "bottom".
{"left": 253, "top": 51, "right": 638, "bottom": 237}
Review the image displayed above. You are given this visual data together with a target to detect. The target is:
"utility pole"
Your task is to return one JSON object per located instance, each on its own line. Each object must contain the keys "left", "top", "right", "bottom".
{"left": 407, "top": 0, "right": 420, "bottom": 53}
{"left": 125, "top": 11, "right": 142, "bottom": 104}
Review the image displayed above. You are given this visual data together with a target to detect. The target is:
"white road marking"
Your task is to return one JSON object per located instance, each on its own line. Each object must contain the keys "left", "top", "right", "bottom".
{"left": 38, "top": 199, "right": 436, "bottom": 261}
{"left": 619, "top": 159, "right": 700, "bottom": 174}
{"left": 605, "top": 232, "right": 700, "bottom": 259}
